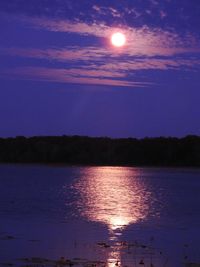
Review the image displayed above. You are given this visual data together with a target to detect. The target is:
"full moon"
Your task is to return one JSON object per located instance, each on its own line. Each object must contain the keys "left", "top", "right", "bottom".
{"left": 111, "top": 32, "right": 126, "bottom": 47}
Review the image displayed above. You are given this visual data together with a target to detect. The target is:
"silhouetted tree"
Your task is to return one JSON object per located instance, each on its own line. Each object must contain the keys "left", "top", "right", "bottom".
{"left": 0, "top": 135, "right": 200, "bottom": 167}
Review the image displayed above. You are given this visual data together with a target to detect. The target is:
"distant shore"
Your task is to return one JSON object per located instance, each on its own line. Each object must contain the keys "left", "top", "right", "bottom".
{"left": 0, "top": 135, "right": 200, "bottom": 167}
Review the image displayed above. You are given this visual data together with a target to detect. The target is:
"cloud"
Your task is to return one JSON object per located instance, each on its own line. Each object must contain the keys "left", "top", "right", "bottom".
{"left": 150, "top": 0, "right": 159, "bottom": 6}
{"left": 96, "top": 58, "right": 200, "bottom": 72}
{"left": 25, "top": 16, "right": 200, "bottom": 58}
{"left": 0, "top": 13, "right": 200, "bottom": 88}
{"left": 1, "top": 44, "right": 199, "bottom": 87}
{"left": 0, "top": 0, "right": 199, "bottom": 35}
{"left": 92, "top": 5, "right": 122, "bottom": 18}
{"left": 1, "top": 66, "right": 149, "bottom": 87}
{"left": 2, "top": 46, "right": 200, "bottom": 71}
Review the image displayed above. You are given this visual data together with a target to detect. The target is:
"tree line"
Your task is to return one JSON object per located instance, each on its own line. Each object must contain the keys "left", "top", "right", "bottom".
{"left": 0, "top": 135, "right": 200, "bottom": 167}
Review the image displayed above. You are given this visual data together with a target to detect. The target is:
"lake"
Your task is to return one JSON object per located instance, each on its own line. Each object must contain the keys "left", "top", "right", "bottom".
{"left": 0, "top": 164, "right": 200, "bottom": 267}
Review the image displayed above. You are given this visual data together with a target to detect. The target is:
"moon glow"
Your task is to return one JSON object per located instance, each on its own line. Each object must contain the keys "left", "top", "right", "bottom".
{"left": 111, "top": 32, "right": 126, "bottom": 47}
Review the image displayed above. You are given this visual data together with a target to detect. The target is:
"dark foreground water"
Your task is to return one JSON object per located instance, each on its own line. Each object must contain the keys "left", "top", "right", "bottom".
{"left": 0, "top": 165, "right": 200, "bottom": 267}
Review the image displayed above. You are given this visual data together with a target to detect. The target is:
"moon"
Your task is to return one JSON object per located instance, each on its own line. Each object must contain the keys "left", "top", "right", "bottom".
{"left": 111, "top": 32, "right": 126, "bottom": 47}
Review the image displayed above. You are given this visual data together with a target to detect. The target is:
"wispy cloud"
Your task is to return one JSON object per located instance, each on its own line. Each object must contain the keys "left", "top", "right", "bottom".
{"left": 92, "top": 5, "right": 122, "bottom": 18}
{"left": 0, "top": 0, "right": 199, "bottom": 34}
{"left": 1, "top": 66, "right": 149, "bottom": 87}
{"left": 26, "top": 16, "right": 200, "bottom": 57}
{"left": 1, "top": 13, "right": 200, "bottom": 88}
{"left": 2, "top": 46, "right": 200, "bottom": 71}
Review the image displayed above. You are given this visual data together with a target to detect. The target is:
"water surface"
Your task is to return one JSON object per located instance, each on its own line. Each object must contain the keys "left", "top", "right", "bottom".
{"left": 0, "top": 165, "right": 200, "bottom": 267}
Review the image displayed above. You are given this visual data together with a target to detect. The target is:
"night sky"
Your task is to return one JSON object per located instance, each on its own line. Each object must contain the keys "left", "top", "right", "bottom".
{"left": 0, "top": 0, "right": 200, "bottom": 138}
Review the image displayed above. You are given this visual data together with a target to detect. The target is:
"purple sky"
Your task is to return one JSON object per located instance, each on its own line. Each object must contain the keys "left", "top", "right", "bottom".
{"left": 0, "top": 0, "right": 200, "bottom": 138}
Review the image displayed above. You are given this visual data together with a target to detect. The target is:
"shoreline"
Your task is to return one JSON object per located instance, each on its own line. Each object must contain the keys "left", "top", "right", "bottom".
{"left": 1, "top": 162, "right": 200, "bottom": 171}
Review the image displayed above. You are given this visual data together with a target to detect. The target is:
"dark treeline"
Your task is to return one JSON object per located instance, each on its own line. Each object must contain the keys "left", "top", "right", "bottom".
{"left": 0, "top": 135, "right": 200, "bottom": 167}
